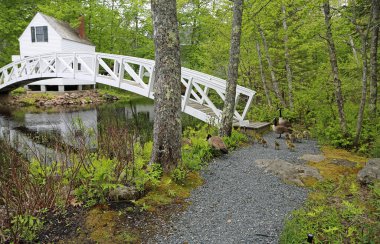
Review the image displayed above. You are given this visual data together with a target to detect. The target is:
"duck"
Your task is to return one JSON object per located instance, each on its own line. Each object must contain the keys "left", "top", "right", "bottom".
{"left": 303, "top": 130, "right": 311, "bottom": 140}
{"left": 278, "top": 108, "right": 291, "bottom": 127}
{"left": 289, "top": 133, "right": 297, "bottom": 143}
{"left": 286, "top": 139, "right": 295, "bottom": 151}
{"left": 260, "top": 138, "right": 268, "bottom": 148}
{"left": 272, "top": 118, "right": 292, "bottom": 138}
{"left": 274, "top": 140, "right": 280, "bottom": 150}
{"left": 207, "top": 134, "right": 228, "bottom": 154}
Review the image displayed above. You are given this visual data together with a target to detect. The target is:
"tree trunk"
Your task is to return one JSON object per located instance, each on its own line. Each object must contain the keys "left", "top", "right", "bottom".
{"left": 259, "top": 26, "right": 287, "bottom": 107}
{"left": 256, "top": 40, "right": 272, "bottom": 106}
{"left": 150, "top": 0, "right": 182, "bottom": 173}
{"left": 370, "top": 0, "right": 379, "bottom": 117}
{"left": 282, "top": 4, "right": 294, "bottom": 110}
{"left": 323, "top": 1, "right": 348, "bottom": 136}
{"left": 220, "top": 0, "right": 244, "bottom": 137}
{"left": 354, "top": 34, "right": 369, "bottom": 147}
{"left": 349, "top": 35, "right": 359, "bottom": 66}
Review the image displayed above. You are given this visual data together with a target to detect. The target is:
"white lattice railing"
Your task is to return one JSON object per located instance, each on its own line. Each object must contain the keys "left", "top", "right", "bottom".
{"left": 0, "top": 52, "right": 255, "bottom": 124}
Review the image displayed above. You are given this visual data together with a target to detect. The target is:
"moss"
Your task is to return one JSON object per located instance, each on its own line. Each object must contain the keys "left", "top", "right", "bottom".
{"left": 135, "top": 172, "right": 203, "bottom": 212}
{"left": 305, "top": 147, "right": 367, "bottom": 183}
{"left": 85, "top": 206, "right": 120, "bottom": 243}
{"left": 116, "top": 231, "right": 139, "bottom": 243}
{"left": 300, "top": 176, "right": 319, "bottom": 187}
{"left": 322, "top": 146, "right": 367, "bottom": 164}
{"left": 308, "top": 160, "right": 360, "bottom": 182}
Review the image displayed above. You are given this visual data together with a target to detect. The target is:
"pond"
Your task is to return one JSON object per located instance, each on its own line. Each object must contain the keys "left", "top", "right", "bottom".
{"left": 0, "top": 96, "right": 202, "bottom": 163}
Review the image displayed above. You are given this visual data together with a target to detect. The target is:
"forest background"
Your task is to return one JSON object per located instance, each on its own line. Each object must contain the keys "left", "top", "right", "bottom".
{"left": 0, "top": 0, "right": 379, "bottom": 155}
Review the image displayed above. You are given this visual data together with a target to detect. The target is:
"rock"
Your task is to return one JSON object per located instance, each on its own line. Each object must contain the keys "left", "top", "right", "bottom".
{"left": 44, "top": 101, "right": 54, "bottom": 106}
{"left": 299, "top": 154, "right": 326, "bottom": 163}
{"left": 330, "top": 159, "right": 357, "bottom": 168}
{"left": 255, "top": 159, "right": 323, "bottom": 186}
{"left": 108, "top": 185, "right": 138, "bottom": 201}
{"left": 357, "top": 158, "right": 380, "bottom": 185}
{"left": 103, "top": 94, "right": 118, "bottom": 101}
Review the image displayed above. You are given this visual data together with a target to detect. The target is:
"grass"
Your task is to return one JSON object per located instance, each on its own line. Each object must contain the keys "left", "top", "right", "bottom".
{"left": 97, "top": 85, "right": 137, "bottom": 102}
{"left": 280, "top": 147, "right": 380, "bottom": 243}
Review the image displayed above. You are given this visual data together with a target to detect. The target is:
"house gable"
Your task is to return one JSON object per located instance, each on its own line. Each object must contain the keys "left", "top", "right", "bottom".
{"left": 18, "top": 12, "right": 63, "bottom": 57}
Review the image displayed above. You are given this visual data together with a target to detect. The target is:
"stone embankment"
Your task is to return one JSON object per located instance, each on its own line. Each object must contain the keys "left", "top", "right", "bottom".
{"left": 2, "top": 90, "right": 119, "bottom": 107}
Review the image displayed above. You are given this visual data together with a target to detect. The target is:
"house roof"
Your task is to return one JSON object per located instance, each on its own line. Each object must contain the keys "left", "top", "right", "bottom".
{"left": 39, "top": 12, "right": 94, "bottom": 46}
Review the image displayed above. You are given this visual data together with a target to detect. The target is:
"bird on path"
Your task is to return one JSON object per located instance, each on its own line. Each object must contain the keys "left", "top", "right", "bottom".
{"left": 207, "top": 134, "right": 228, "bottom": 154}
{"left": 272, "top": 118, "right": 292, "bottom": 138}
{"left": 278, "top": 108, "right": 292, "bottom": 128}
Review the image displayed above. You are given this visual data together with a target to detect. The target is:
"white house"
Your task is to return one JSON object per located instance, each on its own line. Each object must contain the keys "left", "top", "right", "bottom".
{"left": 12, "top": 12, "right": 96, "bottom": 92}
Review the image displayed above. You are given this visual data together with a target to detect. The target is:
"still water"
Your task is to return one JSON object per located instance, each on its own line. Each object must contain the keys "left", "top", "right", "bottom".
{"left": 0, "top": 98, "right": 201, "bottom": 162}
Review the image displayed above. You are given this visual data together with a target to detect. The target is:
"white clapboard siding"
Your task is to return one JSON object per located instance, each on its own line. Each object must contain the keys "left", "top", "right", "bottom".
{"left": 19, "top": 13, "right": 62, "bottom": 57}
{"left": 61, "top": 39, "right": 95, "bottom": 53}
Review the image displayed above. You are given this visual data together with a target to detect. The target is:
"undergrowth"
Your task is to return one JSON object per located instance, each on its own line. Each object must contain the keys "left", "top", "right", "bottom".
{"left": 280, "top": 148, "right": 380, "bottom": 243}
{"left": 0, "top": 119, "right": 247, "bottom": 243}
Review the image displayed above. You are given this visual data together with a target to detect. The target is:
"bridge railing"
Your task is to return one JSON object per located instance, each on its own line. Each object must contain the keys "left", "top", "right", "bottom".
{"left": 0, "top": 52, "right": 255, "bottom": 124}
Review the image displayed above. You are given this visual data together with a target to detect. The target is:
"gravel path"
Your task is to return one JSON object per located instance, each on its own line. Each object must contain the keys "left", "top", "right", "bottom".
{"left": 153, "top": 132, "right": 321, "bottom": 244}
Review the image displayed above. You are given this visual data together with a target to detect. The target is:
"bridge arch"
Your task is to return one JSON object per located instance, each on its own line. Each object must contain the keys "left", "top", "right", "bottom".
{"left": 0, "top": 52, "right": 255, "bottom": 124}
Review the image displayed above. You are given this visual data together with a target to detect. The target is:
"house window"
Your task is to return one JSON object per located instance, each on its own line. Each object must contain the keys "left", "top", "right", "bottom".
{"left": 31, "top": 26, "right": 48, "bottom": 42}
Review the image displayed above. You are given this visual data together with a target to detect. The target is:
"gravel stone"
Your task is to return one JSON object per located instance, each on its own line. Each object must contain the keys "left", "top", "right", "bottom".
{"left": 153, "top": 132, "right": 320, "bottom": 244}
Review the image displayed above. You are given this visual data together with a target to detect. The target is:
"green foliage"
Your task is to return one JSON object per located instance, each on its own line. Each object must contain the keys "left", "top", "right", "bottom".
{"left": 280, "top": 179, "right": 380, "bottom": 243}
{"left": 6, "top": 215, "right": 44, "bottom": 242}
{"left": 171, "top": 167, "right": 187, "bottom": 184}
{"left": 182, "top": 125, "right": 214, "bottom": 170}
{"left": 223, "top": 130, "right": 248, "bottom": 150}
{"left": 74, "top": 156, "right": 120, "bottom": 207}
{"left": 370, "top": 134, "right": 380, "bottom": 157}
{"left": 10, "top": 87, "right": 27, "bottom": 96}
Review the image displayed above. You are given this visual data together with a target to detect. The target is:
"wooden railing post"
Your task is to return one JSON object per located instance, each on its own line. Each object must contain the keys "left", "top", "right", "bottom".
{"left": 182, "top": 78, "right": 193, "bottom": 111}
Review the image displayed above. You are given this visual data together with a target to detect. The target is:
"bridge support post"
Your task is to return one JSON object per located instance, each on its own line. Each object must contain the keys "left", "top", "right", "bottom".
{"left": 58, "top": 85, "right": 64, "bottom": 92}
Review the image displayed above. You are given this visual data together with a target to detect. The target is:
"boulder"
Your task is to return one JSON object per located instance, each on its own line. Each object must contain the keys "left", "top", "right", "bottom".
{"left": 299, "top": 154, "right": 326, "bottom": 163}
{"left": 255, "top": 159, "right": 323, "bottom": 186}
{"left": 108, "top": 185, "right": 138, "bottom": 201}
{"left": 357, "top": 158, "right": 380, "bottom": 185}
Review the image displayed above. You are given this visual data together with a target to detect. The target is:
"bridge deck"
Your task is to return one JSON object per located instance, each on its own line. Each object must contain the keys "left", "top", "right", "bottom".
{"left": 233, "top": 121, "right": 271, "bottom": 133}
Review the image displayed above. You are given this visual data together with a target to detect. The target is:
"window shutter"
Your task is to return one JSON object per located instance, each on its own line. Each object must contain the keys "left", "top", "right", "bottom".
{"left": 43, "top": 26, "right": 48, "bottom": 42}
{"left": 31, "top": 27, "right": 35, "bottom": 42}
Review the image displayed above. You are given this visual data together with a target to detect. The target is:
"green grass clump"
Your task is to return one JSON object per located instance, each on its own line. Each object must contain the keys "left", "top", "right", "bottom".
{"left": 10, "top": 87, "right": 27, "bottom": 96}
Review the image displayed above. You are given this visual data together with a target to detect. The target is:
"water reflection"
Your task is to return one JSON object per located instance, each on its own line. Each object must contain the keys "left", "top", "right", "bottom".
{"left": 0, "top": 101, "right": 157, "bottom": 163}
{"left": 0, "top": 99, "right": 201, "bottom": 163}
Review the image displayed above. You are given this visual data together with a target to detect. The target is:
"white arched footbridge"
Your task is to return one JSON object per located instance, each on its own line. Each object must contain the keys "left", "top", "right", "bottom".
{"left": 0, "top": 52, "right": 262, "bottom": 127}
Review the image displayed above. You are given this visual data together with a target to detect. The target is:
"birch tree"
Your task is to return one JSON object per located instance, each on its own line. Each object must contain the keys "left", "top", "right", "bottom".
{"left": 256, "top": 40, "right": 272, "bottom": 106}
{"left": 369, "top": 0, "right": 379, "bottom": 117}
{"left": 150, "top": 0, "right": 182, "bottom": 173}
{"left": 259, "top": 26, "right": 287, "bottom": 107}
{"left": 323, "top": 0, "right": 348, "bottom": 136}
{"left": 220, "top": 0, "right": 244, "bottom": 137}
{"left": 282, "top": 4, "right": 294, "bottom": 110}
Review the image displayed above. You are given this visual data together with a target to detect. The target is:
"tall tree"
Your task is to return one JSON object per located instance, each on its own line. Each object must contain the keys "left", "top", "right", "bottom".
{"left": 220, "top": 0, "right": 244, "bottom": 137}
{"left": 354, "top": 25, "right": 370, "bottom": 147}
{"left": 258, "top": 26, "right": 287, "bottom": 107}
{"left": 255, "top": 40, "right": 272, "bottom": 106}
{"left": 150, "top": 0, "right": 182, "bottom": 173}
{"left": 352, "top": 2, "right": 372, "bottom": 147}
{"left": 369, "top": 0, "right": 379, "bottom": 117}
{"left": 323, "top": 0, "right": 348, "bottom": 136}
{"left": 282, "top": 4, "right": 294, "bottom": 110}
